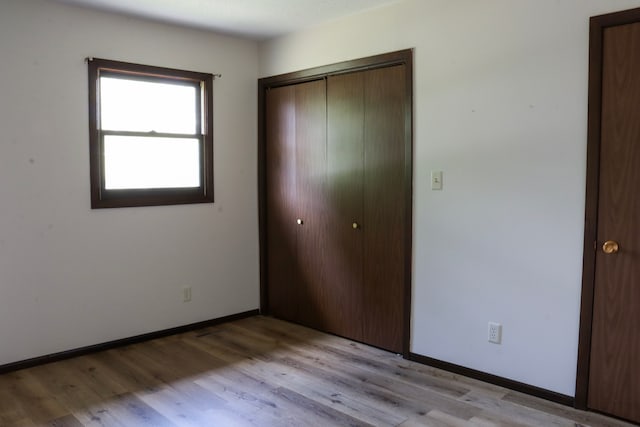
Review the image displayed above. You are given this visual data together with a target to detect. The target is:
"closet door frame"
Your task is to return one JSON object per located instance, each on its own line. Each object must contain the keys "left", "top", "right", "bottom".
{"left": 258, "top": 49, "right": 414, "bottom": 356}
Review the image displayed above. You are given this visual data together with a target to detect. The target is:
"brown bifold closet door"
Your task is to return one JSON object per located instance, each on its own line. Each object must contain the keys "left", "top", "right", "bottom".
{"left": 326, "top": 65, "right": 407, "bottom": 352}
{"left": 361, "top": 65, "right": 406, "bottom": 352}
{"left": 326, "top": 71, "right": 366, "bottom": 343}
{"left": 265, "top": 84, "right": 298, "bottom": 323}
{"left": 294, "top": 80, "right": 330, "bottom": 330}
{"left": 265, "top": 79, "right": 328, "bottom": 330}
{"left": 265, "top": 59, "right": 409, "bottom": 354}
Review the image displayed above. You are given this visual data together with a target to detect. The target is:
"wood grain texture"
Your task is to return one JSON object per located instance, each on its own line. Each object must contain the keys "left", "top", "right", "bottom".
{"left": 267, "top": 66, "right": 408, "bottom": 353}
{"left": 577, "top": 7, "right": 640, "bottom": 410}
{"left": 259, "top": 50, "right": 413, "bottom": 357}
{"left": 265, "top": 84, "right": 299, "bottom": 322}
{"left": 588, "top": 21, "right": 640, "bottom": 424}
{"left": 409, "top": 353, "right": 573, "bottom": 407}
{"left": 294, "top": 79, "right": 330, "bottom": 330}
{"left": 326, "top": 71, "right": 366, "bottom": 343}
{"left": 265, "top": 80, "right": 330, "bottom": 330}
{"left": 363, "top": 65, "right": 407, "bottom": 353}
{"left": 0, "top": 316, "right": 634, "bottom": 427}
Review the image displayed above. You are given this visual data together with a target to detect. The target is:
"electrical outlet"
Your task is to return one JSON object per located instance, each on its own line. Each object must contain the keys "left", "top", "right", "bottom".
{"left": 183, "top": 286, "right": 192, "bottom": 302}
{"left": 488, "top": 322, "right": 502, "bottom": 344}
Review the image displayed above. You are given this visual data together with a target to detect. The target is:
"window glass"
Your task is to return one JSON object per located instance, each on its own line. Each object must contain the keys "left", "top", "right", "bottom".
{"left": 103, "top": 136, "right": 200, "bottom": 190}
{"left": 100, "top": 77, "right": 197, "bottom": 134}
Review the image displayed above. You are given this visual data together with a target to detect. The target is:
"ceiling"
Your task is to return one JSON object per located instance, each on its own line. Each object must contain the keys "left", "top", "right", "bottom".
{"left": 51, "top": 0, "right": 400, "bottom": 40}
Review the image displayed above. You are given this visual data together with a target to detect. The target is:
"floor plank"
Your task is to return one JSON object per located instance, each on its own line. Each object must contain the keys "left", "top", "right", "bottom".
{"left": 0, "top": 316, "right": 636, "bottom": 427}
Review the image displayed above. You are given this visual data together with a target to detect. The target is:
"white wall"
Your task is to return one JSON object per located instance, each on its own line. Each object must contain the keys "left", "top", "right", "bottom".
{"left": 260, "top": 0, "right": 640, "bottom": 396}
{"left": 0, "top": 0, "right": 259, "bottom": 365}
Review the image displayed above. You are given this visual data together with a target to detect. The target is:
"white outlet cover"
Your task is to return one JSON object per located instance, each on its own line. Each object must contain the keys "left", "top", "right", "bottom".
{"left": 488, "top": 322, "right": 502, "bottom": 344}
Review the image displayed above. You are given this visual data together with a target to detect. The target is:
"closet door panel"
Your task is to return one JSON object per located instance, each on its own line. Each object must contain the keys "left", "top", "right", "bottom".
{"left": 264, "top": 58, "right": 410, "bottom": 354}
{"left": 294, "top": 79, "right": 330, "bottom": 329}
{"left": 326, "top": 73, "right": 365, "bottom": 342}
{"left": 363, "top": 65, "right": 406, "bottom": 353}
{"left": 265, "top": 85, "right": 299, "bottom": 321}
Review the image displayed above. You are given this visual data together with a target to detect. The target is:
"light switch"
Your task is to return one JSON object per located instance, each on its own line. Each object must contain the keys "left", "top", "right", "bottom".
{"left": 431, "top": 171, "right": 443, "bottom": 190}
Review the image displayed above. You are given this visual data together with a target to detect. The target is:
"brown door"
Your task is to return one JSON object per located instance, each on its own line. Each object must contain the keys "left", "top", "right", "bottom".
{"left": 325, "top": 65, "right": 407, "bottom": 352}
{"left": 265, "top": 79, "right": 328, "bottom": 329}
{"left": 362, "top": 65, "right": 407, "bottom": 352}
{"left": 265, "top": 84, "right": 298, "bottom": 322}
{"left": 264, "top": 55, "right": 410, "bottom": 354}
{"left": 588, "top": 21, "right": 640, "bottom": 424}
{"left": 326, "top": 71, "right": 366, "bottom": 343}
{"left": 294, "top": 80, "right": 330, "bottom": 330}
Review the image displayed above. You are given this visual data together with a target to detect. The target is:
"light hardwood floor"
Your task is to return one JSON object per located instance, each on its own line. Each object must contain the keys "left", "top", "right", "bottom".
{"left": 0, "top": 315, "right": 635, "bottom": 426}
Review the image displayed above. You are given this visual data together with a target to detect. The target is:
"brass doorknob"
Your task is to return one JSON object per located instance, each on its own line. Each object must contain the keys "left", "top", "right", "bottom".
{"left": 296, "top": 219, "right": 303, "bottom": 225}
{"left": 602, "top": 240, "right": 619, "bottom": 254}
{"left": 352, "top": 222, "right": 359, "bottom": 229}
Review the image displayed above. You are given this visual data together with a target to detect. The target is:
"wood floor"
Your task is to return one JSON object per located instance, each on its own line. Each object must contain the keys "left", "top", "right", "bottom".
{"left": 0, "top": 316, "right": 635, "bottom": 427}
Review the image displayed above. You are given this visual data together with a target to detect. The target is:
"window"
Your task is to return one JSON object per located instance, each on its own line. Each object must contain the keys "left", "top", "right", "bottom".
{"left": 88, "top": 58, "right": 214, "bottom": 208}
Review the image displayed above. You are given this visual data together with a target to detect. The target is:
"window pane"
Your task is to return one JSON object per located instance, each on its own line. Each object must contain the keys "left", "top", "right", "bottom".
{"left": 104, "top": 136, "right": 200, "bottom": 189}
{"left": 100, "top": 77, "right": 197, "bottom": 134}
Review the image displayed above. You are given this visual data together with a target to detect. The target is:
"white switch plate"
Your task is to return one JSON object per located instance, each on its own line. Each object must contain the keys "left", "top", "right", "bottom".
{"left": 431, "top": 171, "right": 443, "bottom": 190}
{"left": 183, "top": 286, "right": 192, "bottom": 302}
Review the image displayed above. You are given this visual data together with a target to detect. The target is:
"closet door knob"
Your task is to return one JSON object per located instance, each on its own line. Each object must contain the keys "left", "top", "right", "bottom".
{"left": 352, "top": 222, "right": 360, "bottom": 229}
{"left": 297, "top": 218, "right": 304, "bottom": 225}
{"left": 602, "top": 240, "right": 619, "bottom": 254}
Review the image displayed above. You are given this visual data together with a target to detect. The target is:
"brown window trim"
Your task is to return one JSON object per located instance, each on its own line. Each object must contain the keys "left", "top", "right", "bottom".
{"left": 87, "top": 58, "right": 214, "bottom": 209}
